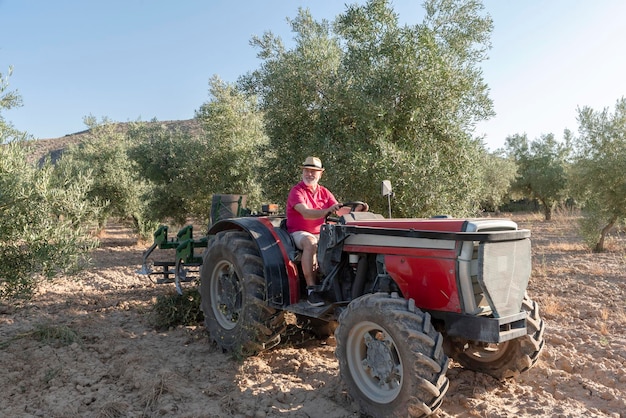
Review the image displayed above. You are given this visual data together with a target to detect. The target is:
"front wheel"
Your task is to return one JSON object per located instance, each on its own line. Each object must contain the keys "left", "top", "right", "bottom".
{"left": 444, "top": 295, "right": 545, "bottom": 380}
{"left": 200, "top": 230, "right": 285, "bottom": 357}
{"left": 335, "top": 293, "right": 449, "bottom": 417}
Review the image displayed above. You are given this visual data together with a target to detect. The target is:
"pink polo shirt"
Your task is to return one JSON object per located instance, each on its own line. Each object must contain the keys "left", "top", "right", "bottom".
{"left": 286, "top": 181, "right": 338, "bottom": 234}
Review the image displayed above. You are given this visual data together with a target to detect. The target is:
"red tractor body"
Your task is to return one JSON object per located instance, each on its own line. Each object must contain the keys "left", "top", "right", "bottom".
{"left": 143, "top": 198, "right": 544, "bottom": 417}
{"left": 339, "top": 217, "right": 468, "bottom": 313}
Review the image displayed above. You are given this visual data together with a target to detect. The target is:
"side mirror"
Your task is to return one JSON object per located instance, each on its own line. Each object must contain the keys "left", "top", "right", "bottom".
{"left": 381, "top": 180, "right": 393, "bottom": 197}
{"left": 381, "top": 180, "right": 393, "bottom": 218}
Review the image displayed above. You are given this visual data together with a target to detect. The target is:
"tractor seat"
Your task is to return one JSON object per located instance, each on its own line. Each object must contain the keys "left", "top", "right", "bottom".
{"left": 277, "top": 218, "right": 301, "bottom": 262}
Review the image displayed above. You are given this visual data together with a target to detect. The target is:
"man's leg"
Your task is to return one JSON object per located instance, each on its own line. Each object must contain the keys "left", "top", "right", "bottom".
{"left": 299, "top": 234, "right": 318, "bottom": 287}
{"left": 292, "top": 232, "right": 326, "bottom": 306}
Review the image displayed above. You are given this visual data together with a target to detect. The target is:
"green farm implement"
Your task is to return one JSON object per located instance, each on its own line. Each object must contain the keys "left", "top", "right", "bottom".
{"left": 137, "top": 194, "right": 278, "bottom": 294}
{"left": 137, "top": 224, "right": 208, "bottom": 294}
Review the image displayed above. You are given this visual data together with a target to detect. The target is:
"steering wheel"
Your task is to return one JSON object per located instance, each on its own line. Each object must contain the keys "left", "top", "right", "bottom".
{"left": 341, "top": 201, "right": 369, "bottom": 212}
{"left": 324, "top": 201, "right": 370, "bottom": 223}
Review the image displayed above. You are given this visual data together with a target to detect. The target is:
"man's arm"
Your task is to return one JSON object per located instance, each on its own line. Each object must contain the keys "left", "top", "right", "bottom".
{"left": 294, "top": 202, "right": 341, "bottom": 219}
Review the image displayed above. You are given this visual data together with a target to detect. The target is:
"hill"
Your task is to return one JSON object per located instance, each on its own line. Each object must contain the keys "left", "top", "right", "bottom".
{"left": 25, "top": 119, "right": 202, "bottom": 165}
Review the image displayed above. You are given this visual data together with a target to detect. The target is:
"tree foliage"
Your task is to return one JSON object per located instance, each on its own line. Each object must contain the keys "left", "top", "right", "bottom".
{"left": 571, "top": 98, "right": 626, "bottom": 252}
{"left": 0, "top": 142, "right": 99, "bottom": 299}
{"left": 194, "top": 76, "right": 268, "bottom": 211}
{"left": 0, "top": 68, "right": 99, "bottom": 299}
{"left": 127, "top": 121, "right": 202, "bottom": 224}
{"left": 478, "top": 149, "right": 517, "bottom": 213}
{"left": 1, "top": 66, "right": 27, "bottom": 143}
{"left": 56, "top": 116, "right": 150, "bottom": 233}
{"left": 242, "top": 0, "right": 494, "bottom": 217}
{"left": 504, "top": 133, "right": 570, "bottom": 220}
{"left": 129, "top": 76, "right": 268, "bottom": 224}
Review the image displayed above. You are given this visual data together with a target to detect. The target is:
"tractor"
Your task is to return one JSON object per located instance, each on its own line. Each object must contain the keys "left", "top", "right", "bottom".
{"left": 139, "top": 185, "right": 545, "bottom": 417}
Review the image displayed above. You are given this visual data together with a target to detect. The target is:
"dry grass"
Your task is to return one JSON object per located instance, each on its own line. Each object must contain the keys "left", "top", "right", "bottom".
{"left": 96, "top": 403, "right": 128, "bottom": 418}
{"left": 0, "top": 322, "right": 81, "bottom": 349}
{"left": 142, "top": 372, "right": 175, "bottom": 415}
{"left": 544, "top": 241, "right": 587, "bottom": 252}
{"left": 149, "top": 287, "right": 203, "bottom": 330}
{"left": 539, "top": 294, "right": 564, "bottom": 319}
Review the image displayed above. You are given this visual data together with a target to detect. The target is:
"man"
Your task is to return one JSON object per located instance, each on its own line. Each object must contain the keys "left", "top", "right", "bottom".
{"left": 286, "top": 156, "right": 349, "bottom": 306}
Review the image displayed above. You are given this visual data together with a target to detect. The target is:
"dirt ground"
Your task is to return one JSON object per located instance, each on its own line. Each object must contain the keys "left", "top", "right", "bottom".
{"left": 1, "top": 213, "right": 625, "bottom": 418}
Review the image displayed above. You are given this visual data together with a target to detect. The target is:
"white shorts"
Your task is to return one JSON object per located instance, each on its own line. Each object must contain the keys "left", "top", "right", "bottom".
{"left": 291, "top": 231, "right": 319, "bottom": 250}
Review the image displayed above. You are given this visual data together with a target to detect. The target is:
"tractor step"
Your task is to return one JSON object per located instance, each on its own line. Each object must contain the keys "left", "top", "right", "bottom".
{"left": 285, "top": 300, "right": 340, "bottom": 322}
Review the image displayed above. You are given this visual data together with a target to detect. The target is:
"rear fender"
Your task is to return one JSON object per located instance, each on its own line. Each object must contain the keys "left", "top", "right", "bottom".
{"left": 208, "top": 217, "right": 300, "bottom": 306}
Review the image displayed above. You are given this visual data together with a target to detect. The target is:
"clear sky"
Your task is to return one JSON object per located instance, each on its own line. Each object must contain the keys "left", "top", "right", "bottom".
{"left": 1, "top": 0, "right": 626, "bottom": 151}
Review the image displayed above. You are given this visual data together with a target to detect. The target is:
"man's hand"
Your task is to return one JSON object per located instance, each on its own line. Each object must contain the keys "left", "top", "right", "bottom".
{"left": 355, "top": 202, "right": 369, "bottom": 212}
{"left": 294, "top": 203, "right": 339, "bottom": 219}
{"left": 336, "top": 201, "right": 369, "bottom": 215}
{"left": 327, "top": 203, "right": 342, "bottom": 217}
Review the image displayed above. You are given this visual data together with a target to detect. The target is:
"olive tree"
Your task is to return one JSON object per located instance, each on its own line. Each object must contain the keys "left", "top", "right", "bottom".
{"left": 129, "top": 76, "right": 268, "bottom": 223}
{"left": 478, "top": 149, "right": 517, "bottom": 213}
{"left": 242, "top": 0, "right": 494, "bottom": 217}
{"left": 0, "top": 66, "right": 27, "bottom": 143}
{"left": 505, "top": 133, "right": 570, "bottom": 220}
{"left": 0, "top": 143, "right": 101, "bottom": 299}
{"left": 1, "top": 68, "right": 99, "bottom": 299}
{"left": 194, "top": 76, "right": 268, "bottom": 211}
{"left": 571, "top": 98, "right": 626, "bottom": 252}
{"left": 56, "top": 116, "right": 151, "bottom": 234}
{"left": 127, "top": 120, "right": 203, "bottom": 224}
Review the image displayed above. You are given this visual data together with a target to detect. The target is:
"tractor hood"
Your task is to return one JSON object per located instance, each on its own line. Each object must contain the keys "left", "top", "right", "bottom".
{"left": 341, "top": 215, "right": 521, "bottom": 234}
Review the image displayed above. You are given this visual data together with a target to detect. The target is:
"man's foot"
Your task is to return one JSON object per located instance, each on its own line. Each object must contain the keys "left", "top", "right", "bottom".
{"left": 307, "top": 291, "right": 326, "bottom": 307}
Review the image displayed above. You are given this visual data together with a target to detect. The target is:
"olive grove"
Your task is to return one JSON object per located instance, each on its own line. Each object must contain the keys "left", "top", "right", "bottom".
{"left": 241, "top": 0, "right": 495, "bottom": 217}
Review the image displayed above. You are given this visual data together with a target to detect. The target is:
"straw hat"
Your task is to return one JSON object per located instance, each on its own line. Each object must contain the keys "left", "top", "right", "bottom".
{"left": 301, "top": 156, "right": 324, "bottom": 171}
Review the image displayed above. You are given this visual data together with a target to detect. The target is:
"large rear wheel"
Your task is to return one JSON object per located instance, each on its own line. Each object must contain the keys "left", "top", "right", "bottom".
{"left": 200, "top": 230, "right": 285, "bottom": 357}
{"left": 335, "top": 293, "right": 449, "bottom": 417}
{"left": 444, "top": 295, "right": 545, "bottom": 380}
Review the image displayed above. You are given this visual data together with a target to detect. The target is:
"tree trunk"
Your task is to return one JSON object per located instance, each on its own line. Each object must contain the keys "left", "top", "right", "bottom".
{"left": 540, "top": 199, "right": 552, "bottom": 221}
{"left": 594, "top": 215, "right": 617, "bottom": 253}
